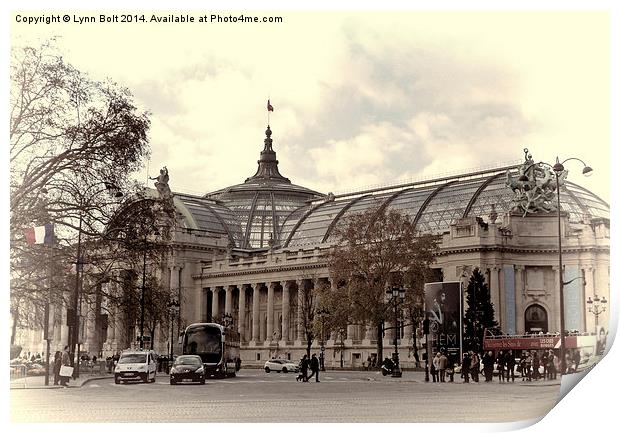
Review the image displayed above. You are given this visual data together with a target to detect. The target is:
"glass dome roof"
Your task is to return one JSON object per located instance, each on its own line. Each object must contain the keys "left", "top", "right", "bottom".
{"left": 202, "top": 126, "right": 324, "bottom": 248}
{"left": 170, "top": 129, "right": 609, "bottom": 251}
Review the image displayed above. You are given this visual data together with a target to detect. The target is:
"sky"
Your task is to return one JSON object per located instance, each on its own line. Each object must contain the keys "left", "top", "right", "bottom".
{"left": 9, "top": 8, "right": 612, "bottom": 202}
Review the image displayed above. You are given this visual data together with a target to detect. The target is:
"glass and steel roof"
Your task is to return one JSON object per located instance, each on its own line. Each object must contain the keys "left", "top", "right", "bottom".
{"left": 169, "top": 127, "right": 609, "bottom": 250}
{"left": 281, "top": 168, "right": 609, "bottom": 248}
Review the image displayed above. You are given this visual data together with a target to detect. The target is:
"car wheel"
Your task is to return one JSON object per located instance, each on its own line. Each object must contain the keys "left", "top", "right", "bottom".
{"left": 143, "top": 373, "right": 149, "bottom": 383}
{"left": 282, "top": 367, "right": 288, "bottom": 373}
{"left": 200, "top": 377, "right": 205, "bottom": 385}
{"left": 264, "top": 367, "right": 270, "bottom": 373}
{"left": 170, "top": 379, "right": 176, "bottom": 385}
{"left": 114, "top": 375, "right": 120, "bottom": 384}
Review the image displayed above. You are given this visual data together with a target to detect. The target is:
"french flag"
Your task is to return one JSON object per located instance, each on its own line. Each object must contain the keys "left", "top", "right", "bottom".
{"left": 24, "top": 224, "right": 54, "bottom": 245}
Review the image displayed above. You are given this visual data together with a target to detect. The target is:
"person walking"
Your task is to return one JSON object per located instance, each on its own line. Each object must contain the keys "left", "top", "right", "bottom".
{"left": 496, "top": 350, "right": 505, "bottom": 382}
{"left": 297, "top": 355, "right": 309, "bottom": 382}
{"left": 541, "top": 351, "right": 548, "bottom": 380}
{"left": 60, "top": 345, "right": 71, "bottom": 387}
{"left": 438, "top": 352, "right": 448, "bottom": 382}
{"left": 482, "top": 351, "right": 494, "bottom": 382}
{"left": 547, "top": 350, "right": 557, "bottom": 380}
{"left": 461, "top": 352, "right": 471, "bottom": 383}
{"left": 470, "top": 351, "right": 480, "bottom": 383}
{"left": 53, "top": 351, "right": 62, "bottom": 386}
{"left": 532, "top": 351, "right": 540, "bottom": 380}
{"left": 307, "top": 354, "right": 320, "bottom": 382}
{"left": 431, "top": 352, "right": 441, "bottom": 383}
{"left": 505, "top": 350, "right": 516, "bottom": 382}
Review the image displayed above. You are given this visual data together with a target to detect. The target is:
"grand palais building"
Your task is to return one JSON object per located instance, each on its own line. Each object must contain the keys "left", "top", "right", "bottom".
{"left": 17, "top": 126, "right": 611, "bottom": 368}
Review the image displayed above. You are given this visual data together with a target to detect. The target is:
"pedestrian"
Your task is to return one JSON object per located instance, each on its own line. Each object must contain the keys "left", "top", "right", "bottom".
{"left": 547, "top": 350, "right": 557, "bottom": 380}
{"left": 307, "top": 354, "right": 320, "bottom": 382}
{"left": 297, "top": 355, "right": 309, "bottom": 382}
{"left": 367, "top": 355, "right": 372, "bottom": 371}
{"left": 431, "top": 352, "right": 440, "bottom": 382}
{"left": 482, "top": 351, "right": 494, "bottom": 382}
{"left": 60, "top": 345, "right": 71, "bottom": 387}
{"left": 470, "top": 351, "right": 480, "bottom": 383}
{"left": 446, "top": 355, "right": 455, "bottom": 382}
{"left": 53, "top": 351, "right": 62, "bottom": 385}
{"left": 541, "top": 350, "right": 548, "bottom": 380}
{"left": 496, "top": 350, "right": 505, "bottom": 382}
{"left": 438, "top": 352, "right": 448, "bottom": 382}
{"left": 505, "top": 350, "right": 516, "bottom": 382}
{"left": 532, "top": 352, "right": 540, "bottom": 380}
{"left": 461, "top": 352, "right": 471, "bottom": 383}
{"left": 572, "top": 349, "right": 581, "bottom": 373}
{"left": 522, "top": 352, "right": 532, "bottom": 381}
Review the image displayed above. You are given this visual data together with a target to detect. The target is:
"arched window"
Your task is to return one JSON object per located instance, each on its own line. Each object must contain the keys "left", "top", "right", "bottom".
{"left": 524, "top": 304, "right": 548, "bottom": 333}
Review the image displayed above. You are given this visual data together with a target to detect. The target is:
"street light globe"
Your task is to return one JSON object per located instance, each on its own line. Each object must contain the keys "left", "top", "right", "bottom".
{"left": 582, "top": 166, "right": 593, "bottom": 177}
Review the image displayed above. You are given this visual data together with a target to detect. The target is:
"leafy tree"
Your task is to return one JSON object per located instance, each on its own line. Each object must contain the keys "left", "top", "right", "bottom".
{"left": 463, "top": 268, "right": 499, "bottom": 352}
{"left": 328, "top": 206, "right": 439, "bottom": 363}
{"left": 314, "top": 282, "right": 351, "bottom": 368}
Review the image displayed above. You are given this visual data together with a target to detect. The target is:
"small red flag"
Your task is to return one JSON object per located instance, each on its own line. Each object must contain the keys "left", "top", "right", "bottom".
{"left": 267, "top": 100, "right": 274, "bottom": 112}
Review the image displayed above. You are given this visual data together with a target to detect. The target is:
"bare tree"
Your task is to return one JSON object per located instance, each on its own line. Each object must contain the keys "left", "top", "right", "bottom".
{"left": 328, "top": 206, "right": 439, "bottom": 364}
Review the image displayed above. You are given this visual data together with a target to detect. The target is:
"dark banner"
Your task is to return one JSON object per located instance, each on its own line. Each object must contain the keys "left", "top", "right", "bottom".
{"left": 424, "top": 281, "right": 462, "bottom": 358}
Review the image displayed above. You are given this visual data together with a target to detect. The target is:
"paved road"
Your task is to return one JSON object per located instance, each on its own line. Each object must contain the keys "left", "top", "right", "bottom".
{"left": 11, "top": 369, "right": 560, "bottom": 423}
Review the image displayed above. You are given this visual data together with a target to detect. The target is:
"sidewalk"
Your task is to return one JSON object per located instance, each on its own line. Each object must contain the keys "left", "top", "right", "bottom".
{"left": 10, "top": 372, "right": 114, "bottom": 389}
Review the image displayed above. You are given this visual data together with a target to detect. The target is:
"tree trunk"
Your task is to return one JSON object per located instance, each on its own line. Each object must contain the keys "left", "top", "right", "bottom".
{"left": 306, "top": 336, "right": 312, "bottom": 358}
{"left": 412, "top": 327, "right": 419, "bottom": 367}
{"left": 11, "top": 307, "right": 19, "bottom": 346}
{"left": 376, "top": 324, "right": 383, "bottom": 365}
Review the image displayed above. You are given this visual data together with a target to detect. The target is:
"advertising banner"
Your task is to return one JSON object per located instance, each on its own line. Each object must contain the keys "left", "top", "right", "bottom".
{"left": 424, "top": 281, "right": 462, "bottom": 359}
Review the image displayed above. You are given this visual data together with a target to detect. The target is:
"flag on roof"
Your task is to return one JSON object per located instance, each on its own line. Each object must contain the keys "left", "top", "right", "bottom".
{"left": 267, "top": 99, "right": 274, "bottom": 112}
{"left": 24, "top": 224, "right": 54, "bottom": 245}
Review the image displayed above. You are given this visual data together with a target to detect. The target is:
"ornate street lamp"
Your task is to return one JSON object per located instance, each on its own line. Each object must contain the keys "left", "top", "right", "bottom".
{"left": 586, "top": 294, "right": 607, "bottom": 327}
{"left": 387, "top": 287, "right": 406, "bottom": 377}
{"left": 222, "top": 312, "right": 234, "bottom": 328}
{"left": 168, "top": 299, "right": 180, "bottom": 362}
{"left": 316, "top": 308, "right": 330, "bottom": 371}
{"left": 517, "top": 152, "right": 592, "bottom": 374}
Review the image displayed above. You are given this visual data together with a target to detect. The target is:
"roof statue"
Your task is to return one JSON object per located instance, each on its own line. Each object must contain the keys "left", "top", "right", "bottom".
{"left": 506, "top": 148, "right": 567, "bottom": 216}
{"left": 150, "top": 166, "right": 172, "bottom": 200}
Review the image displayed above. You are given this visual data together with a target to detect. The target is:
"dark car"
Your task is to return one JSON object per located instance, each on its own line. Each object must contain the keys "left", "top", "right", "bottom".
{"left": 170, "top": 355, "right": 205, "bottom": 385}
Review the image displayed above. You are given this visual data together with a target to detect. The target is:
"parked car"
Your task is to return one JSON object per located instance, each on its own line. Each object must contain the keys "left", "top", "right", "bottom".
{"left": 114, "top": 350, "right": 157, "bottom": 384}
{"left": 170, "top": 355, "right": 205, "bottom": 385}
{"left": 264, "top": 359, "right": 299, "bottom": 373}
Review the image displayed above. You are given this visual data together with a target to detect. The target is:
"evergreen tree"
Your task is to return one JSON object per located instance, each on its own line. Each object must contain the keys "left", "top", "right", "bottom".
{"left": 463, "top": 268, "right": 499, "bottom": 352}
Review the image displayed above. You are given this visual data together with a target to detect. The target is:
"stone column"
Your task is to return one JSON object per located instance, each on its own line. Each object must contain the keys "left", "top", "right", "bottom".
{"left": 238, "top": 285, "right": 246, "bottom": 342}
{"left": 296, "top": 279, "right": 304, "bottom": 342}
{"left": 282, "top": 281, "right": 291, "bottom": 342}
{"left": 252, "top": 283, "right": 260, "bottom": 343}
{"left": 490, "top": 266, "right": 501, "bottom": 323}
{"left": 225, "top": 285, "right": 233, "bottom": 315}
{"left": 515, "top": 266, "right": 525, "bottom": 334}
{"left": 212, "top": 287, "right": 220, "bottom": 320}
{"left": 267, "top": 282, "right": 276, "bottom": 342}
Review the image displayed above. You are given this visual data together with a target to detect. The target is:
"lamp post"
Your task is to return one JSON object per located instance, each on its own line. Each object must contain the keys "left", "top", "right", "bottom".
{"left": 168, "top": 299, "right": 180, "bottom": 361}
{"left": 519, "top": 155, "right": 592, "bottom": 375}
{"left": 387, "top": 287, "right": 406, "bottom": 377}
{"left": 316, "top": 308, "right": 330, "bottom": 371}
{"left": 586, "top": 294, "right": 607, "bottom": 327}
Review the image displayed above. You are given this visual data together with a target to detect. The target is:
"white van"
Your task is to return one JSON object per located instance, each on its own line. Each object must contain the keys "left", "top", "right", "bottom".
{"left": 114, "top": 350, "right": 157, "bottom": 384}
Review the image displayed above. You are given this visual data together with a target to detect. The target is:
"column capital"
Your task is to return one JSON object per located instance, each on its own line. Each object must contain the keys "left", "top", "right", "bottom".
{"left": 269, "top": 281, "right": 280, "bottom": 289}
{"left": 283, "top": 280, "right": 294, "bottom": 290}
{"left": 551, "top": 265, "right": 560, "bottom": 271}
{"left": 515, "top": 265, "right": 525, "bottom": 271}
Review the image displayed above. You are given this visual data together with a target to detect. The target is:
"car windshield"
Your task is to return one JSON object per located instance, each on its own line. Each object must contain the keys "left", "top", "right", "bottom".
{"left": 174, "top": 356, "right": 202, "bottom": 366}
{"left": 118, "top": 354, "right": 146, "bottom": 364}
{"left": 184, "top": 326, "right": 222, "bottom": 363}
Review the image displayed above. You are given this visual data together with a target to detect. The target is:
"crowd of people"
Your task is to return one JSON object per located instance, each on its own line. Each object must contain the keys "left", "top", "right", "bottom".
{"left": 426, "top": 347, "right": 581, "bottom": 384}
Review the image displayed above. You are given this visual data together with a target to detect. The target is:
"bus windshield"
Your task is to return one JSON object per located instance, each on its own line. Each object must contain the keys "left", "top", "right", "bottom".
{"left": 184, "top": 326, "right": 222, "bottom": 363}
